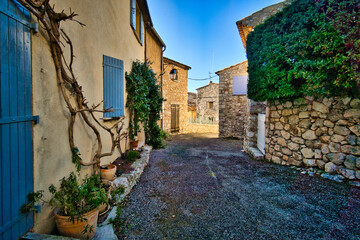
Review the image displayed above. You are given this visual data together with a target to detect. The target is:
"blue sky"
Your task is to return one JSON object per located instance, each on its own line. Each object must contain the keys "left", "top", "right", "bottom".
{"left": 147, "top": 0, "right": 283, "bottom": 92}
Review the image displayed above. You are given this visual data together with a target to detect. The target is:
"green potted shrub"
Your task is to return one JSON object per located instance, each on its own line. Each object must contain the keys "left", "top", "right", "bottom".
{"left": 49, "top": 172, "right": 108, "bottom": 239}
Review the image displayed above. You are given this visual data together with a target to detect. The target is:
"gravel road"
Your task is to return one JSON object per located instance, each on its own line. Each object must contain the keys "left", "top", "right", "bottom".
{"left": 118, "top": 133, "right": 360, "bottom": 240}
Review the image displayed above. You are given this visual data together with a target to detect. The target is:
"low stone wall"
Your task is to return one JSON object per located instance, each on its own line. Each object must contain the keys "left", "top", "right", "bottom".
{"left": 265, "top": 97, "right": 360, "bottom": 180}
{"left": 184, "top": 123, "right": 219, "bottom": 134}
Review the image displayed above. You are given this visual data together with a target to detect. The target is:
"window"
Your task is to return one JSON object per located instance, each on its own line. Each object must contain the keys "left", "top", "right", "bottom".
{"left": 233, "top": 75, "right": 248, "bottom": 95}
{"left": 130, "top": 0, "right": 143, "bottom": 44}
{"left": 103, "top": 55, "right": 124, "bottom": 118}
{"left": 208, "top": 101, "right": 214, "bottom": 109}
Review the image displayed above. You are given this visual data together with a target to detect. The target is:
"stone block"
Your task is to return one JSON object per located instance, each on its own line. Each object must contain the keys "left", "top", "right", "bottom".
{"left": 349, "top": 125, "right": 360, "bottom": 136}
{"left": 284, "top": 101, "right": 292, "bottom": 108}
{"left": 303, "top": 130, "right": 317, "bottom": 140}
{"left": 331, "top": 134, "right": 345, "bottom": 143}
{"left": 292, "top": 137, "right": 304, "bottom": 144}
{"left": 282, "top": 109, "right": 292, "bottom": 116}
{"left": 289, "top": 115, "right": 299, "bottom": 125}
{"left": 329, "top": 142, "right": 340, "bottom": 152}
{"left": 275, "top": 122, "right": 284, "bottom": 130}
{"left": 299, "top": 119, "right": 311, "bottom": 128}
{"left": 338, "top": 167, "right": 355, "bottom": 179}
{"left": 321, "top": 145, "right": 330, "bottom": 154}
{"left": 334, "top": 126, "right": 350, "bottom": 136}
{"left": 281, "top": 130, "right": 291, "bottom": 140}
{"left": 288, "top": 157, "right": 302, "bottom": 166}
{"left": 320, "top": 136, "right": 330, "bottom": 143}
{"left": 315, "top": 149, "right": 322, "bottom": 159}
{"left": 288, "top": 142, "right": 299, "bottom": 151}
{"left": 317, "top": 160, "right": 325, "bottom": 169}
{"left": 341, "top": 145, "right": 360, "bottom": 156}
{"left": 344, "top": 155, "right": 356, "bottom": 170}
{"left": 282, "top": 148, "right": 292, "bottom": 156}
{"left": 301, "top": 148, "right": 314, "bottom": 158}
{"left": 303, "top": 159, "right": 316, "bottom": 167}
{"left": 324, "top": 120, "right": 334, "bottom": 128}
{"left": 299, "top": 111, "right": 309, "bottom": 119}
{"left": 325, "top": 162, "right": 337, "bottom": 173}
{"left": 327, "top": 153, "right": 345, "bottom": 165}
{"left": 277, "top": 137, "right": 287, "bottom": 147}
{"left": 350, "top": 98, "right": 360, "bottom": 108}
{"left": 313, "top": 101, "right": 329, "bottom": 113}
{"left": 272, "top": 156, "right": 281, "bottom": 164}
{"left": 356, "top": 170, "right": 360, "bottom": 180}
{"left": 271, "top": 111, "right": 280, "bottom": 118}
{"left": 344, "top": 109, "right": 360, "bottom": 118}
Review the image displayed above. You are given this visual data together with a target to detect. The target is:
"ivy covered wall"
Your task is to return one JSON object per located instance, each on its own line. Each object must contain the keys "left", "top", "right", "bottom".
{"left": 247, "top": 0, "right": 359, "bottom": 102}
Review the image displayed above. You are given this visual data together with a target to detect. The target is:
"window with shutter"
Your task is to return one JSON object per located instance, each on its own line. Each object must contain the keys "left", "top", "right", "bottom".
{"left": 130, "top": 0, "right": 143, "bottom": 44}
{"left": 233, "top": 75, "right": 248, "bottom": 95}
{"left": 103, "top": 55, "right": 124, "bottom": 118}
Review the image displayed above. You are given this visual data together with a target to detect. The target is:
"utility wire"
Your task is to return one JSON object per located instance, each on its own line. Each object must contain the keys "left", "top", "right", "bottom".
{"left": 188, "top": 75, "right": 218, "bottom": 81}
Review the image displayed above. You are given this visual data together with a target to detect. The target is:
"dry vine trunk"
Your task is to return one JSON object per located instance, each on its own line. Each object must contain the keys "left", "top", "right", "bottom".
{"left": 18, "top": 0, "right": 128, "bottom": 173}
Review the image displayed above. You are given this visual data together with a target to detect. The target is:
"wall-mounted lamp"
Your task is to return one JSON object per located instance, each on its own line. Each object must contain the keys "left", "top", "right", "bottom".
{"left": 170, "top": 69, "right": 177, "bottom": 80}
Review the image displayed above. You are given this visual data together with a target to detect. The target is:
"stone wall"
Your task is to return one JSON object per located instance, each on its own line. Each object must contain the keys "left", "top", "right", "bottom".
{"left": 216, "top": 61, "right": 248, "bottom": 140}
{"left": 265, "top": 97, "right": 360, "bottom": 180}
{"left": 196, "top": 82, "right": 219, "bottom": 124}
{"left": 184, "top": 123, "right": 219, "bottom": 134}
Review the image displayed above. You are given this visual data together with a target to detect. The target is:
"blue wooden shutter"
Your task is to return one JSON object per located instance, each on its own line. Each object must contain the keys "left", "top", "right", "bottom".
{"left": 130, "top": 0, "right": 136, "bottom": 30}
{"left": 140, "top": 12, "right": 143, "bottom": 44}
{"left": 103, "top": 55, "right": 124, "bottom": 118}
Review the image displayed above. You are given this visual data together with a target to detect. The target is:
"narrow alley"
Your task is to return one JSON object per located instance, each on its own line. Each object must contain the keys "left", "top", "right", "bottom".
{"left": 118, "top": 134, "right": 360, "bottom": 239}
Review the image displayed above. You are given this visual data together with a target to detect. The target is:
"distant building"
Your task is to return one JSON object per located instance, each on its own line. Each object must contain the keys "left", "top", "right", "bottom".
{"left": 188, "top": 92, "right": 197, "bottom": 122}
{"left": 162, "top": 57, "right": 191, "bottom": 133}
{"left": 196, "top": 81, "right": 219, "bottom": 124}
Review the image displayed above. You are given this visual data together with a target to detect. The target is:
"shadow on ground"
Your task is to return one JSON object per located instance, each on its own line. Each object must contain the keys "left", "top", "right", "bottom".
{"left": 117, "top": 133, "right": 360, "bottom": 240}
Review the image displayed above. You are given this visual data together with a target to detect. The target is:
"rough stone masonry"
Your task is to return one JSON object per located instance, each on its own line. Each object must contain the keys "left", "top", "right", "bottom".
{"left": 265, "top": 97, "right": 360, "bottom": 180}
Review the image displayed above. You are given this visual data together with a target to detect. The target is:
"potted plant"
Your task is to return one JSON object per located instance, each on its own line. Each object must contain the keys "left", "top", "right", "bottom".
{"left": 49, "top": 172, "right": 108, "bottom": 239}
{"left": 100, "top": 163, "right": 117, "bottom": 181}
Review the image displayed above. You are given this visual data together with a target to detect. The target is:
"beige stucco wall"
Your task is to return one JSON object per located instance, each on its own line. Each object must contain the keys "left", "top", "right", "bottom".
{"left": 31, "top": 0, "right": 145, "bottom": 233}
{"left": 162, "top": 60, "right": 189, "bottom": 133}
{"left": 145, "top": 30, "right": 163, "bottom": 79}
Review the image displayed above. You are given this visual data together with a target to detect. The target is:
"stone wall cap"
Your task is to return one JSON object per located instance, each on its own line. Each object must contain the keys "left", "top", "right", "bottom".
{"left": 215, "top": 60, "right": 248, "bottom": 75}
{"left": 163, "top": 57, "right": 191, "bottom": 70}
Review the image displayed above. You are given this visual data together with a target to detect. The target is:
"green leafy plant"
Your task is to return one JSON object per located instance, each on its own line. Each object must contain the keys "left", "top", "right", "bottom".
{"left": 126, "top": 60, "right": 165, "bottom": 149}
{"left": 48, "top": 172, "right": 108, "bottom": 222}
{"left": 246, "top": 0, "right": 359, "bottom": 101}
{"left": 126, "top": 150, "right": 140, "bottom": 162}
{"left": 72, "top": 147, "right": 82, "bottom": 172}
{"left": 20, "top": 190, "right": 44, "bottom": 214}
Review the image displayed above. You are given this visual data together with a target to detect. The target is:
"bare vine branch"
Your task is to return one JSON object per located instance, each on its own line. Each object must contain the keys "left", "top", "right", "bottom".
{"left": 19, "top": 0, "right": 128, "bottom": 172}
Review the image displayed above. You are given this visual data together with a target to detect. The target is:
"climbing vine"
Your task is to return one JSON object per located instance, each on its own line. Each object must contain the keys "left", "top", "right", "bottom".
{"left": 18, "top": 0, "right": 128, "bottom": 172}
{"left": 126, "top": 60, "right": 164, "bottom": 149}
{"left": 246, "top": 0, "right": 359, "bottom": 101}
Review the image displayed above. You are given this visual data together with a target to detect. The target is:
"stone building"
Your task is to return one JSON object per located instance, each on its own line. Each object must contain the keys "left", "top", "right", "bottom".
{"left": 188, "top": 92, "right": 197, "bottom": 122}
{"left": 0, "top": 0, "right": 164, "bottom": 237}
{"left": 162, "top": 57, "right": 191, "bottom": 133}
{"left": 217, "top": 1, "right": 289, "bottom": 151}
{"left": 216, "top": 62, "right": 249, "bottom": 140}
{"left": 196, "top": 81, "right": 219, "bottom": 124}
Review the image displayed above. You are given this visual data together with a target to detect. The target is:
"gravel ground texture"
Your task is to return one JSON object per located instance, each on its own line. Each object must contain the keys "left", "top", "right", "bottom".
{"left": 117, "top": 133, "right": 360, "bottom": 240}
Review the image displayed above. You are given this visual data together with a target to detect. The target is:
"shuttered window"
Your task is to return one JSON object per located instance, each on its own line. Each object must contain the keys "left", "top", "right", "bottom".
{"left": 130, "top": 0, "right": 143, "bottom": 44}
{"left": 233, "top": 75, "right": 248, "bottom": 95}
{"left": 103, "top": 55, "right": 124, "bottom": 118}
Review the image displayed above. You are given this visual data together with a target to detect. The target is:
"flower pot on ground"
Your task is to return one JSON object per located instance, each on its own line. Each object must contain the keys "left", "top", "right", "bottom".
{"left": 100, "top": 164, "right": 117, "bottom": 180}
{"left": 130, "top": 139, "right": 139, "bottom": 149}
{"left": 54, "top": 208, "right": 99, "bottom": 240}
{"left": 49, "top": 172, "right": 107, "bottom": 239}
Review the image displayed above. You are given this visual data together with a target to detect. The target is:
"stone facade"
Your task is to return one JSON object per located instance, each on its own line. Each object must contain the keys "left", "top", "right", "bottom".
{"left": 184, "top": 123, "right": 219, "bottom": 134}
{"left": 188, "top": 92, "right": 197, "bottom": 121}
{"left": 216, "top": 61, "right": 248, "bottom": 140}
{"left": 196, "top": 82, "right": 219, "bottom": 124}
{"left": 265, "top": 97, "right": 360, "bottom": 180}
{"left": 162, "top": 57, "right": 191, "bottom": 133}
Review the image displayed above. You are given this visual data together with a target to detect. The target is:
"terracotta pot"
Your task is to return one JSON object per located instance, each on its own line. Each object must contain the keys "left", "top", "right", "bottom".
{"left": 100, "top": 164, "right": 117, "bottom": 180}
{"left": 130, "top": 140, "right": 139, "bottom": 148}
{"left": 54, "top": 208, "right": 99, "bottom": 240}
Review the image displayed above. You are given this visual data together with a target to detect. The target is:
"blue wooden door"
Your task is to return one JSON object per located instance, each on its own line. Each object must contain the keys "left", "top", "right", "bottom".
{"left": 0, "top": 1, "right": 38, "bottom": 239}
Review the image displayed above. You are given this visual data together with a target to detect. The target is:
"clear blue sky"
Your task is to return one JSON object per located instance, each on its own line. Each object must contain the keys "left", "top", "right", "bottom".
{"left": 147, "top": 0, "right": 283, "bottom": 92}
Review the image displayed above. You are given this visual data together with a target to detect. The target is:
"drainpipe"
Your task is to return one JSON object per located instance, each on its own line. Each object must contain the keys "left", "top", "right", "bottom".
{"left": 161, "top": 45, "right": 166, "bottom": 129}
